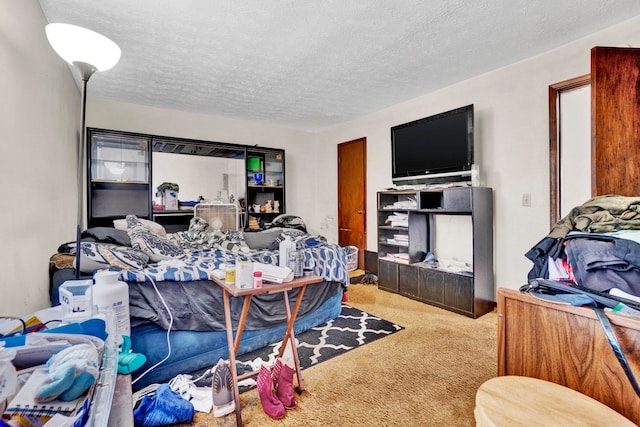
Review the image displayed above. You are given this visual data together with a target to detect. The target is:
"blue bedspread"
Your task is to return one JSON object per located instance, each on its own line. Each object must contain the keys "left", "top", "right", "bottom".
{"left": 119, "top": 244, "right": 350, "bottom": 285}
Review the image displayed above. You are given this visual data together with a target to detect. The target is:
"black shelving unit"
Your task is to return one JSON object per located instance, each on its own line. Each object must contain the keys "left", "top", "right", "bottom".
{"left": 377, "top": 187, "right": 494, "bottom": 318}
{"left": 86, "top": 128, "right": 286, "bottom": 231}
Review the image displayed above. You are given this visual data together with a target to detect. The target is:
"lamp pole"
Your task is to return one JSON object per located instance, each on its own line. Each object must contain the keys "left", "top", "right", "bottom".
{"left": 74, "top": 62, "right": 96, "bottom": 279}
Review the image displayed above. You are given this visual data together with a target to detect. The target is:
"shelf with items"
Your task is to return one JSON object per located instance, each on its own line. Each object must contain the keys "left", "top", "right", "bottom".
{"left": 376, "top": 187, "right": 494, "bottom": 318}
{"left": 246, "top": 150, "right": 284, "bottom": 187}
{"left": 247, "top": 185, "right": 284, "bottom": 190}
{"left": 245, "top": 148, "right": 285, "bottom": 228}
{"left": 378, "top": 224, "right": 410, "bottom": 263}
{"left": 377, "top": 191, "right": 422, "bottom": 268}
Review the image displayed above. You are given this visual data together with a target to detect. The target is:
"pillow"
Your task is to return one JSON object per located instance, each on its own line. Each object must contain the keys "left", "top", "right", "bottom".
{"left": 75, "top": 242, "right": 149, "bottom": 273}
{"left": 81, "top": 227, "right": 131, "bottom": 247}
{"left": 114, "top": 217, "right": 167, "bottom": 237}
{"left": 126, "top": 215, "right": 184, "bottom": 262}
{"left": 243, "top": 228, "right": 284, "bottom": 250}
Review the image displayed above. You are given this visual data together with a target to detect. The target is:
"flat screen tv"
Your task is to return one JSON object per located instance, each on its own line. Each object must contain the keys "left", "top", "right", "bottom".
{"left": 391, "top": 104, "right": 474, "bottom": 184}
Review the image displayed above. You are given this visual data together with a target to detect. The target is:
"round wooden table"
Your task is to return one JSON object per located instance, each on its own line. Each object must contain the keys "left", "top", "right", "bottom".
{"left": 475, "top": 376, "right": 636, "bottom": 427}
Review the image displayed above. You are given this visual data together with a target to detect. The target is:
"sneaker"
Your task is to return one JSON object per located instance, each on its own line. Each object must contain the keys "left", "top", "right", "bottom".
{"left": 211, "top": 360, "right": 235, "bottom": 417}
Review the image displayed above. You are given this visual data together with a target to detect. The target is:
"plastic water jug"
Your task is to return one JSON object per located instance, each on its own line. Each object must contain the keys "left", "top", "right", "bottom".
{"left": 279, "top": 235, "right": 295, "bottom": 268}
{"left": 93, "top": 270, "right": 130, "bottom": 344}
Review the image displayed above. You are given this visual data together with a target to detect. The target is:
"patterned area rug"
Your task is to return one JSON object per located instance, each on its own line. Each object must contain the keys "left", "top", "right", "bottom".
{"left": 234, "top": 304, "right": 403, "bottom": 382}
{"left": 187, "top": 304, "right": 403, "bottom": 391}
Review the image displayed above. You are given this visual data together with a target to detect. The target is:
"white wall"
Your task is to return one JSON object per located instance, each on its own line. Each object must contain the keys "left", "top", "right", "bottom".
{"left": 314, "top": 15, "right": 640, "bottom": 293}
{"left": 0, "top": 0, "right": 80, "bottom": 315}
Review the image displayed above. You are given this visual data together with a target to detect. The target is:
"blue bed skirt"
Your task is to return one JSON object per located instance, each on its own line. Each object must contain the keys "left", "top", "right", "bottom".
{"left": 130, "top": 289, "right": 343, "bottom": 390}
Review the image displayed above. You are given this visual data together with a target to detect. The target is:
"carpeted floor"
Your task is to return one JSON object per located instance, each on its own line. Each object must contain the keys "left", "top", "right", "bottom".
{"left": 176, "top": 284, "right": 498, "bottom": 426}
{"left": 233, "top": 304, "right": 403, "bottom": 377}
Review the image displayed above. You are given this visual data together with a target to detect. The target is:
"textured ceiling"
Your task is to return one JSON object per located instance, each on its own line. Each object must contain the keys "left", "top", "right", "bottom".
{"left": 38, "top": 1, "right": 640, "bottom": 132}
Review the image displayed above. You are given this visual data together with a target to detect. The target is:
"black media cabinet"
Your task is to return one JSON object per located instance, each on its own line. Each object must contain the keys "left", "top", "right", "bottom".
{"left": 377, "top": 187, "right": 494, "bottom": 318}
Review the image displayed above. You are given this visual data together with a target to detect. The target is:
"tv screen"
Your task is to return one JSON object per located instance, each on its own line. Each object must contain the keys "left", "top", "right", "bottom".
{"left": 391, "top": 105, "right": 474, "bottom": 182}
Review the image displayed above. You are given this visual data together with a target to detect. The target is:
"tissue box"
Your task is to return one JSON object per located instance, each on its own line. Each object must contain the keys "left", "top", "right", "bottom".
{"left": 59, "top": 279, "right": 94, "bottom": 322}
{"left": 162, "top": 190, "right": 178, "bottom": 210}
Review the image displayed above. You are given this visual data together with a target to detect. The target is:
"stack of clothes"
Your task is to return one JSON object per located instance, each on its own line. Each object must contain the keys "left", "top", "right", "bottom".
{"left": 526, "top": 195, "right": 640, "bottom": 298}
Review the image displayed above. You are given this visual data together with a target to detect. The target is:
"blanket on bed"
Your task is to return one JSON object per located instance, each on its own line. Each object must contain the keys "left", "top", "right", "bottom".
{"left": 50, "top": 215, "right": 350, "bottom": 332}
{"left": 118, "top": 214, "right": 349, "bottom": 284}
{"left": 59, "top": 215, "right": 349, "bottom": 285}
{"left": 119, "top": 245, "right": 348, "bottom": 284}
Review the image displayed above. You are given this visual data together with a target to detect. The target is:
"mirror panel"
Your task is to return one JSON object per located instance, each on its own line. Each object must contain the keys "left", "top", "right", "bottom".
{"left": 151, "top": 139, "right": 246, "bottom": 206}
{"left": 152, "top": 151, "right": 245, "bottom": 204}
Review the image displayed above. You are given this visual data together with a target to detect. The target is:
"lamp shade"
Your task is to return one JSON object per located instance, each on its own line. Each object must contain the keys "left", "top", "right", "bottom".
{"left": 45, "top": 23, "right": 121, "bottom": 71}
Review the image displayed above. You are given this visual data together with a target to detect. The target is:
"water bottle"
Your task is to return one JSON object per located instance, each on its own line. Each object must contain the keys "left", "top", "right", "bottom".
{"left": 279, "top": 235, "right": 295, "bottom": 268}
{"left": 289, "top": 250, "right": 303, "bottom": 278}
{"left": 93, "top": 270, "right": 130, "bottom": 345}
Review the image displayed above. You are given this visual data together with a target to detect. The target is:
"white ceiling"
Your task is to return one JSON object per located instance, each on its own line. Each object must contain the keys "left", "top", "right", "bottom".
{"left": 38, "top": 1, "right": 640, "bottom": 132}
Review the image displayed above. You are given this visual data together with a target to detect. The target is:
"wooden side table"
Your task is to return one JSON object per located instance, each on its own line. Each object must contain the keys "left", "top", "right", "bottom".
{"left": 475, "top": 375, "right": 636, "bottom": 426}
{"left": 210, "top": 274, "right": 323, "bottom": 426}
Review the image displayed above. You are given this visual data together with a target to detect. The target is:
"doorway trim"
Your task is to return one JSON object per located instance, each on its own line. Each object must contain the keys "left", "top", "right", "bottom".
{"left": 548, "top": 73, "right": 590, "bottom": 227}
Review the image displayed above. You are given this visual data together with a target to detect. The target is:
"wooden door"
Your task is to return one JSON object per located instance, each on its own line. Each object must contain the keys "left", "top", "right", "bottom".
{"left": 338, "top": 137, "right": 366, "bottom": 269}
{"left": 591, "top": 47, "right": 640, "bottom": 197}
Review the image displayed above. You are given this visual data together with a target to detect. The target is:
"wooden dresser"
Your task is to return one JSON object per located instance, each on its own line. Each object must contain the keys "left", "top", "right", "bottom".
{"left": 497, "top": 288, "right": 640, "bottom": 425}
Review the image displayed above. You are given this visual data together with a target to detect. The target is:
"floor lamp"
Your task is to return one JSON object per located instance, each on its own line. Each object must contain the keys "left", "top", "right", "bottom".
{"left": 46, "top": 23, "right": 121, "bottom": 279}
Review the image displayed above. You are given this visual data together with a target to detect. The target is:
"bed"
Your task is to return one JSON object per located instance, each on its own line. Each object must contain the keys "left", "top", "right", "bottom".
{"left": 49, "top": 215, "right": 349, "bottom": 391}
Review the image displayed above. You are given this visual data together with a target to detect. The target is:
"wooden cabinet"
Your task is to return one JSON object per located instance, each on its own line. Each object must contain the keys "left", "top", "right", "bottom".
{"left": 498, "top": 288, "right": 640, "bottom": 424}
{"left": 245, "top": 148, "right": 286, "bottom": 229}
{"left": 377, "top": 187, "right": 494, "bottom": 318}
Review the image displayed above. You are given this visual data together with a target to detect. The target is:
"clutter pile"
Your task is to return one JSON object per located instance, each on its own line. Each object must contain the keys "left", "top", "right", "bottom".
{"left": 0, "top": 308, "right": 147, "bottom": 427}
